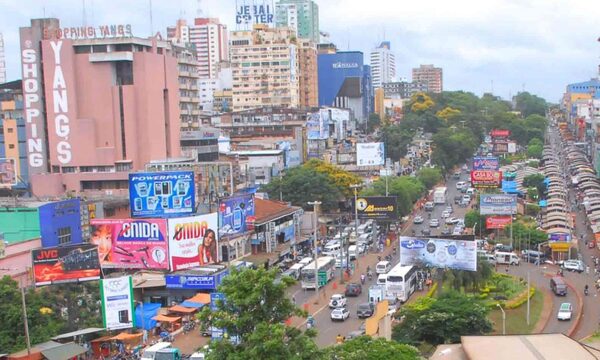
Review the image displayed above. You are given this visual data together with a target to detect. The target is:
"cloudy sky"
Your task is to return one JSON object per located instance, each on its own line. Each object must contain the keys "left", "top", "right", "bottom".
{"left": 1, "top": 0, "right": 598, "bottom": 102}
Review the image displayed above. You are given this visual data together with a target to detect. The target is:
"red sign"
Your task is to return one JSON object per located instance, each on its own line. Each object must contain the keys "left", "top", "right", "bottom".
{"left": 486, "top": 216, "right": 512, "bottom": 229}
{"left": 490, "top": 129, "right": 510, "bottom": 138}
{"left": 471, "top": 170, "right": 502, "bottom": 188}
{"left": 32, "top": 244, "right": 101, "bottom": 286}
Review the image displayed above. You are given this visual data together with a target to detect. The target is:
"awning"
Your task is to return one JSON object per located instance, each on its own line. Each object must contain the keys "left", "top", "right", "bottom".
{"left": 185, "top": 293, "right": 211, "bottom": 304}
{"left": 52, "top": 327, "right": 105, "bottom": 340}
{"left": 168, "top": 305, "right": 197, "bottom": 314}
{"left": 152, "top": 314, "right": 181, "bottom": 323}
{"left": 109, "top": 332, "right": 143, "bottom": 341}
{"left": 41, "top": 342, "right": 87, "bottom": 360}
{"left": 180, "top": 301, "right": 205, "bottom": 309}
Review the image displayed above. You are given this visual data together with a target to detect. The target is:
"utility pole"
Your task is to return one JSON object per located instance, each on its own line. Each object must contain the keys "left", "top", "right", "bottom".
{"left": 308, "top": 201, "right": 322, "bottom": 301}
{"left": 350, "top": 184, "right": 362, "bottom": 275}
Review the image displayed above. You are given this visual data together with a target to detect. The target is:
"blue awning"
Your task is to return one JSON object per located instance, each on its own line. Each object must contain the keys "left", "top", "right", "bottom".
{"left": 135, "top": 303, "right": 161, "bottom": 330}
{"left": 180, "top": 301, "right": 205, "bottom": 308}
{"left": 539, "top": 200, "right": 547, "bottom": 207}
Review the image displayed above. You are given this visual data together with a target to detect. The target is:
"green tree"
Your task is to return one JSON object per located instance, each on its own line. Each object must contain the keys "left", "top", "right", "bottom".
{"left": 417, "top": 167, "right": 442, "bottom": 190}
{"left": 443, "top": 260, "right": 494, "bottom": 292}
{"left": 464, "top": 210, "right": 486, "bottom": 235}
{"left": 379, "top": 124, "right": 415, "bottom": 160}
{"left": 522, "top": 173, "right": 546, "bottom": 197}
{"left": 323, "top": 336, "right": 422, "bottom": 360}
{"left": 514, "top": 92, "right": 547, "bottom": 117}
{"left": 303, "top": 159, "right": 362, "bottom": 197}
{"left": 392, "top": 291, "right": 492, "bottom": 346}
{"left": 367, "top": 112, "right": 382, "bottom": 133}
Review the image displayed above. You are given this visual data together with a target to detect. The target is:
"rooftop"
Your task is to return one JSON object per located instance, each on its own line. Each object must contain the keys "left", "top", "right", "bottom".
{"left": 255, "top": 198, "right": 301, "bottom": 225}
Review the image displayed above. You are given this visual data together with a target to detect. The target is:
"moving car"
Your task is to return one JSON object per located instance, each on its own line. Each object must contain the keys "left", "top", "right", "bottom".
{"left": 557, "top": 302, "right": 572, "bottom": 321}
{"left": 456, "top": 181, "right": 467, "bottom": 190}
{"left": 441, "top": 227, "right": 451, "bottom": 236}
{"left": 429, "top": 219, "right": 440, "bottom": 227}
{"left": 562, "top": 260, "right": 584, "bottom": 273}
{"left": 345, "top": 283, "right": 362, "bottom": 297}
{"left": 441, "top": 210, "right": 451, "bottom": 219}
{"left": 357, "top": 303, "right": 375, "bottom": 318}
{"left": 421, "top": 228, "right": 431, "bottom": 236}
{"left": 445, "top": 206, "right": 453, "bottom": 214}
{"left": 424, "top": 202, "right": 435, "bottom": 211}
{"left": 329, "top": 294, "right": 347, "bottom": 308}
{"left": 330, "top": 307, "right": 350, "bottom": 321}
{"left": 445, "top": 217, "right": 460, "bottom": 225}
{"left": 462, "top": 195, "right": 471, "bottom": 203}
{"left": 413, "top": 216, "right": 424, "bottom": 224}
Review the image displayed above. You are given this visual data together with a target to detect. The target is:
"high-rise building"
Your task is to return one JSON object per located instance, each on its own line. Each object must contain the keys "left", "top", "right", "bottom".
{"left": 275, "top": 0, "right": 320, "bottom": 44}
{"left": 370, "top": 41, "right": 395, "bottom": 89}
{"left": 230, "top": 25, "right": 300, "bottom": 111}
{"left": 383, "top": 81, "right": 429, "bottom": 99}
{"left": 20, "top": 18, "right": 181, "bottom": 197}
{"left": 412, "top": 64, "right": 443, "bottom": 93}
{"left": 172, "top": 44, "right": 201, "bottom": 130}
{"left": 0, "top": 33, "right": 6, "bottom": 84}
{"left": 297, "top": 39, "right": 318, "bottom": 107}
{"left": 0, "top": 80, "right": 28, "bottom": 190}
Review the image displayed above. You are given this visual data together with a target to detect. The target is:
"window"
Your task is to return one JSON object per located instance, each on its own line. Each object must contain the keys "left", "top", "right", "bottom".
{"left": 7, "top": 127, "right": 14, "bottom": 133}
{"left": 58, "top": 227, "right": 72, "bottom": 245}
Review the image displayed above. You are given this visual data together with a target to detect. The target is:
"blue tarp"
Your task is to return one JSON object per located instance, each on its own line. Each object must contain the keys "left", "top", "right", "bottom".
{"left": 543, "top": 177, "right": 550, "bottom": 185}
{"left": 135, "top": 303, "right": 161, "bottom": 330}
{"left": 502, "top": 180, "right": 521, "bottom": 194}
{"left": 539, "top": 200, "right": 547, "bottom": 207}
{"left": 180, "top": 301, "right": 205, "bottom": 309}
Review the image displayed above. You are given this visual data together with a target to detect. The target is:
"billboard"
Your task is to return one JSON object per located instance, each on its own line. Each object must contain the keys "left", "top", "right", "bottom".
{"left": 129, "top": 171, "right": 195, "bottom": 218}
{"left": 90, "top": 219, "right": 169, "bottom": 269}
{"left": 218, "top": 194, "right": 256, "bottom": 238}
{"left": 548, "top": 233, "right": 571, "bottom": 242}
{"left": 355, "top": 196, "right": 397, "bottom": 220}
{"left": 399, "top": 237, "right": 477, "bottom": 271}
{"left": 32, "top": 244, "right": 101, "bottom": 286}
{"left": 38, "top": 198, "right": 83, "bottom": 248}
{"left": 490, "top": 129, "right": 510, "bottom": 138}
{"left": 306, "top": 112, "right": 329, "bottom": 140}
{"left": 486, "top": 216, "right": 512, "bottom": 229}
{"left": 0, "top": 158, "right": 17, "bottom": 186}
{"left": 471, "top": 170, "right": 502, "bottom": 188}
{"left": 165, "top": 270, "right": 229, "bottom": 290}
{"left": 479, "top": 194, "right": 517, "bottom": 215}
{"left": 100, "top": 276, "right": 135, "bottom": 330}
{"left": 472, "top": 157, "right": 499, "bottom": 171}
{"left": 357, "top": 142, "right": 385, "bottom": 166}
{"left": 168, "top": 214, "right": 219, "bottom": 271}
{"left": 235, "top": 2, "right": 273, "bottom": 25}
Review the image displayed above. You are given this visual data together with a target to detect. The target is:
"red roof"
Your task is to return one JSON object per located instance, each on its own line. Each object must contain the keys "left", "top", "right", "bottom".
{"left": 254, "top": 198, "right": 301, "bottom": 225}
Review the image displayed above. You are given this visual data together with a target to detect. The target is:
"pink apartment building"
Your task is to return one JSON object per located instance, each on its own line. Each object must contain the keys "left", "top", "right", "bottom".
{"left": 20, "top": 19, "right": 181, "bottom": 197}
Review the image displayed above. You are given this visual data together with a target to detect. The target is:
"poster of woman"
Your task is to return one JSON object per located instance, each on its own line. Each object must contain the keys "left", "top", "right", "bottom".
{"left": 168, "top": 214, "right": 219, "bottom": 270}
{"left": 198, "top": 229, "right": 217, "bottom": 265}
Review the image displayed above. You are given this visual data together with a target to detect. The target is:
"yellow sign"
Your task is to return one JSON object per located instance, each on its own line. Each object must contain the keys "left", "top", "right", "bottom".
{"left": 549, "top": 242, "right": 570, "bottom": 251}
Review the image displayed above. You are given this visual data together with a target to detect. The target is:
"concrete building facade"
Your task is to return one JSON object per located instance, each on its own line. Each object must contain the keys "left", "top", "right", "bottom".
{"left": 383, "top": 80, "right": 429, "bottom": 99}
{"left": 370, "top": 41, "right": 395, "bottom": 89}
{"left": 297, "top": 39, "right": 318, "bottom": 107}
{"left": 275, "top": 0, "right": 320, "bottom": 44}
{"left": 412, "top": 64, "right": 443, "bottom": 93}
{"left": 172, "top": 44, "right": 202, "bottom": 130}
{"left": 0, "top": 80, "right": 28, "bottom": 190}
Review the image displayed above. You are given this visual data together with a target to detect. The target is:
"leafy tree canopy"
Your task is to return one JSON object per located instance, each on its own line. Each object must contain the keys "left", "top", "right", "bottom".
{"left": 304, "top": 159, "right": 362, "bottom": 197}
{"left": 514, "top": 92, "right": 548, "bottom": 117}
{"left": 410, "top": 92, "right": 435, "bottom": 113}
{"left": 417, "top": 167, "right": 442, "bottom": 189}
{"left": 323, "top": 336, "right": 422, "bottom": 360}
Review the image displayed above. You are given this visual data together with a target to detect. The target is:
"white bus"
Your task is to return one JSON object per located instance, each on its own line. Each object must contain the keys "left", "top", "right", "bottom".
{"left": 300, "top": 256, "right": 336, "bottom": 289}
{"left": 385, "top": 264, "right": 418, "bottom": 303}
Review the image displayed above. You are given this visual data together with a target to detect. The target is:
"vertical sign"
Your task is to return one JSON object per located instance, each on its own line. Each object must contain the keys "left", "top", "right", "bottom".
{"left": 100, "top": 276, "right": 135, "bottom": 330}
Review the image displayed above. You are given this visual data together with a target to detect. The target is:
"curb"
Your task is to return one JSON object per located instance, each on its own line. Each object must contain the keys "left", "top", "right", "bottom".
{"left": 564, "top": 278, "right": 584, "bottom": 338}
{"left": 535, "top": 287, "right": 554, "bottom": 333}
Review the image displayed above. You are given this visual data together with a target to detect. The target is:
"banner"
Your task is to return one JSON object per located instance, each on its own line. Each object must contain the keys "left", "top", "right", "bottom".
{"left": 100, "top": 276, "right": 135, "bottom": 330}
{"left": 168, "top": 213, "right": 219, "bottom": 271}
{"left": 90, "top": 219, "right": 169, "bottom": 269}
{"left": 472, "top": 157, "right": 499, "bottom": 171}
{"left": 479, "top": 194, "right": 517, "bottom": 215}
{"left": 129, "top": 171, "right": 195, "bottom": 218}
{"left": 306, "top": 112, "right": 329, "bottom": 140}
{"left": 0, "top": 158, "right": 17, "bottom": 186}
{"left": 471, "top": 170, "right": 502, "bottom": 188}
{"left": 32, "top": 244, "right": 101, "bottom": 286}
{"left": 165, "top": 270, "right": 229, "bottom": 290}
{"left": 357, "top": 142, "right": 385, "bottom": 166}
{"left": 355, "top": 196, "right": 397, "bottom": 220}
{"left": 490, "top": 129, "right": 510, "bottom": 138}
{"left": 486, "top": 216, "right": 512, "bottom": 229}
{"left": 218, "top": 194, "right": 256, "bottom": 237}
{"left": 399, "top": 236, "right": 477, "bottom": 271}
{"left": 548, "top": 233, "right": 571, "bottom": 242}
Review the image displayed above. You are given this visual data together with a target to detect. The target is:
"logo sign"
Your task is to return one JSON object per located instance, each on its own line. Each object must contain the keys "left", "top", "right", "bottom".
{"left": 0, "top": 158, "right": 17, "bottom": 187}
{"left": 486, "top": 216, "right": 512, "bottom": 229}
{"left": 399, "top": 236, "right": 477, "bottom": 272}
{"left": 471, "top": 170, "right": 502, "bottom": 188}
{"left": 235, "top": 3, "right": 273, "bottom": 25}
{"left": 357, "top": 142, "right": 385, "bottom": 166}
{"left": 129, "top": 171, "right": 195, "bottom": 218}
{"left": 548, "top": 233, "right": 571, "bottom": 242}
{"left": 354, "top": 196, "right": 397, "bottom": 220}
{"left": 165, "top": 270, "right": 229, "bottom": 290}
{"left": 490, "top": 129, "right": 510, "bottom": 138}
{"left": 219, "top": 194, "right": 256, "bottom": 238}
{"left": 332, "top": 62, "right": 359, "bottom": 69}
{"left": 210, "top": 292, "right": 225, "bottom": 311}
{"left": 479, "top": 194, "right": 517, "bottom": 215}
{"left": 100, "top": 276, "right": 135, "bottom": 330}
{"left": 168, "top": 214, "right": 219, "bottom": 271}
{"left": 90, "top": 219, "right": 169, "bottom": 269}
{"left": 32, "top": 244, "right": 101, "bottom": 286}
{"left": 43, "top": 24, "right": 133, "bottom": 40}
{"left": 472, "top": 157, "right": 499, "bottom": 171}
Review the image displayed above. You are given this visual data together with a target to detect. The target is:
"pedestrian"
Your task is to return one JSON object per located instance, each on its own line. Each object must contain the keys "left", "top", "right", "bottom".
{"left": 505, "top": 265, "right": 509, "bottom": 274}
{"left": 587, "top": 266, "right": 590, "bottom": 275}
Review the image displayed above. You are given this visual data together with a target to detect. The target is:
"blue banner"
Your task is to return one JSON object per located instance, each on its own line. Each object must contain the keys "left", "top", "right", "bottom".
{"left": 549, "top": 233, "right": 571, "bottom": 242}
{"left": 218, "top": 194, "right": 255, "bottom": 238}
{"left": 129, "top": 171, "right": 195, "bottom": 218}
{"left": 472, "top": 156, "right": 499, "bottom": 170}
{"left": 165, "top": 270, "right": 229, "bottom": 290}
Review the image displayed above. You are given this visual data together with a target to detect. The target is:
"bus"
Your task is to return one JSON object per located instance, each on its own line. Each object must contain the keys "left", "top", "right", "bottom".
{"left": 300, "top": 256, "right": 336, "bottom": 289}
{"left": 385, "top": 264, "right": 418, "bottom": 303}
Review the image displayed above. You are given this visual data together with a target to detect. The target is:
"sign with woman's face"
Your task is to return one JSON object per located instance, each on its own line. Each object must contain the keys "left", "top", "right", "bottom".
{"left": 168, "top": 213, "right": 219, "bottom": 270}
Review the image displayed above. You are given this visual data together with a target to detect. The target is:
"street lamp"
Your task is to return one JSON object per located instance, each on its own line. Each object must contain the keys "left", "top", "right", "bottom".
{"left": 350, "top": 184, "right": 362, "bottom": 277}
{"left": 308, "top": 201, "right": 322, "bottom": 302}
{"left": 496, "top": 303, "right": 506, "bottom": 335}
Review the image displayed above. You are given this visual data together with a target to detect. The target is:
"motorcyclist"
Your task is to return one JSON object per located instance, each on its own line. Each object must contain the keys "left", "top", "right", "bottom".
{"left": 361, "top": 273, "right": 366, "bottom": 284}
{"left": 585, "top": 284, "right": 589, "bottom": 295}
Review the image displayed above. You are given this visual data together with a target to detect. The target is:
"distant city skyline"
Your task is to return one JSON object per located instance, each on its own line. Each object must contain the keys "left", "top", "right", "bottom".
{"left": 0, "top": 0, "right": 599, "bottom": 102}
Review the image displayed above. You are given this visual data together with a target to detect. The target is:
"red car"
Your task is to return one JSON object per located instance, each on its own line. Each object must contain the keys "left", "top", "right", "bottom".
{"left": 588, "top": 241, "right": 596, "bottom": 249}
{"left": 344, "top": 283, "right": 362, "bottom": 297}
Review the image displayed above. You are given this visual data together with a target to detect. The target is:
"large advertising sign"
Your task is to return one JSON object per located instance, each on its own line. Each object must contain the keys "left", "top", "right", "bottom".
{"left": 100, "top": 276, "right": 135, "bottom": 331}
{"left": 548, "top": 233, "right": 571, "bottom": 242}
{"left": 219, "top": 194, "right": 256, "bottom": 238}
{"left": 357, "top": 142, "right": 385, "bottom": 166}
{"left": 306, "top": 112, "right": 329, "bottom": 140}
{"left": 471, "top": 170, "right": 502, "bottom": 188}
{"left": 355, "top": 196, "right": 397, "bottom": 220}
{"left": 479, "top": 194, "right": 518, "bottom": 215}
{"left": 486, "top": 216, "right": 512, "bottom": 229}
{"left": 235, "top": 2, "right": 274, "bottom": 25}
{"left": 472, "top": 157, "right": 499, "bottom": 171}
{"left": 399, "top": 236, "right": 477, "bottom": 271}
{"left": 490, "top": 129, "right": 510, "bottom": 138}
{"left": 129, "top": 171, "right": 195, "bottom": 218}
{"left": 168, "top": 214, "right": 219, "bottom": 271}
{"left": 32, "top": 244, "right": 101, "bottom": 286}
{"left": 90, "top": 219, "right": 169, "bottom": 269}
{"left": 165, "top": 270, "right": 229, "bottom": 290}
{"left": 0, "top": 158, "right": 17, "bottom": 186}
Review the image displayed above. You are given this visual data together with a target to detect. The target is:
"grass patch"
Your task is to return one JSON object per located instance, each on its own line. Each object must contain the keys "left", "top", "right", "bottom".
{"left": 489, "top": 287, "right": 544, "bottom": 335}
{"left": 583, "top": 332, "right": 600, "bottom": 344}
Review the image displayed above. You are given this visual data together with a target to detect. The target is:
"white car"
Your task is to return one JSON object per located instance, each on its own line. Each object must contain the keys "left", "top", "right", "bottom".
{"left": 441, "top": 210, "right": 451, "bottom": 219}
{"left": 330, "top": 307, "right": 350, "bottom": 321}
{"left": 456, "top": 181, "right": 467, "bottom": 190}
{"left": 429, "top": 219, "right": 440, "bottom": 227}
{"left": 329, "top": 294, "right": 347, "bottom": 308}
{"left": 445, "top": 206, "right": 453, "bottom": 214}
{"left": 413, "top": 216, "right": 424, "bottom": 224}
{"left": 557, "top": 302, "right": 572, "bottom": 321}
{"left": 445, "top": 217, "right": 460, "bottom": 225}
{"left": 562, "top": 260, "right": 584, "bottom": 273}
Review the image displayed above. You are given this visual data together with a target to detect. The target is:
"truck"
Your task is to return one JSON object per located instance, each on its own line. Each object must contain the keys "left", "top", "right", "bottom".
{"left": 433, "top": 187, "right": 448, "bottom": 204}
{"left": 495, "top": 251, "right": 520, "bottom": 265}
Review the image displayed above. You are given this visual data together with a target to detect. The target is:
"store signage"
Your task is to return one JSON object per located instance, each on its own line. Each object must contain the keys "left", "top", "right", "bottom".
{"left": 332, "top": 62, "right": 359, "bottom": 69}
{"left": 32, "top": 244, "right": 101, "bottom": 286}
{"left": 490, "top": 129, "right": 510, "bottom": 137}
{"left": 355, "top": 196, "right": 397, "bottom": 220}
{"left": 43, "top": 24, "right": 133, "bottom": 40}
{"left": 471, "top": 170, "right": 502, "bottom": 188}
{"left": 236, "top": 4, "right": 273, "bottom": 24}
{"left": 548, "top": 233, "right": 571, "bottom": 242}
{"left": 472, "top": 156, "right": 499, "bottom": 171}
{"left": 486, "top": 216, "right": 512, "bottom": 229}
{"left": 165, "top": 270, "right": 229, "bottom": 290}
{"left": 47, "top": 40, "right": 73, "bottom": 164}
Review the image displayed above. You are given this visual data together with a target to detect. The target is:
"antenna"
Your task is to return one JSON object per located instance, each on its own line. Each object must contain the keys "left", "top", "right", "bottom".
{"left": 197, "top": 0, "right": 203, "bottom": 17}
{"left": 82, "top": 0, "right": 87, "bottom": 26}
{"left": 149, "top": 0, "right": 154, "bottom": 37}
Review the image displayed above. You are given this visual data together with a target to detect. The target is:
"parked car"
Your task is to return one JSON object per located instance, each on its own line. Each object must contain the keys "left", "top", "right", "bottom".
{"left": 357, "top": 303, "right": 375, "bottom": 318}
{"left": 557, "top": 302, "right": 572, "bottom": 321}
{"left": 429, "top": 219, "right": 440, "bottom": 227}
{"left": 462, "top": 195, "right": 471, "bottom": 203}
{"left": 445, "top": 217, "right": 460, "bottom": 225}
{"left": 413, "top": 216, "right": 424, "bottom": 224}
{"left": 345, "top": 283, "right": 362, "bottom": 297}
{"left": 424, "top": 202, "right": 435, "bottom": 211}
{"left": 330, "top": 307, "right": 350, "bottom": 321}
{"left": 441, "top": 227, "right": 451, "bottom": 236}
{"left": 445, "top": 206, "right": 453, "bottom": 214}
{"left": 329, "top": 294, "right": 347, "bottom": 308}
{"left": 454, "top": 195, "right": 463, "bottom": 204}
{"left": 441, "top": 210, "right": 451, "bottom": 219}
{"left": 562, "top": 260, "right": 584, "bottom": 273}
{"left": 421, "top": 228, "right": 431, "bottom": 236}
